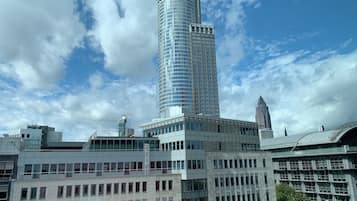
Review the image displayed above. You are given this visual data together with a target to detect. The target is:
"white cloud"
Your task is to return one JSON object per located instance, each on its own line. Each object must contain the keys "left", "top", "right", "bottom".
{"left": 86, "top": 0, "right": 157, "bottom": 78}
{"left": 0, "top": 77, "right": 157, "bottom": 140}
{"left": 0, "top": 0, "right": 85, "bottom": 89}
{"left": 220, "top": 49, "right": 357, "bottom": 136}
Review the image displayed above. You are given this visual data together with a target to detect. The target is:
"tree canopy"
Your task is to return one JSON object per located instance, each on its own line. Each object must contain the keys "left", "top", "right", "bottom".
{"left": 276, "top": 183, "right": 309, "bottom": 201}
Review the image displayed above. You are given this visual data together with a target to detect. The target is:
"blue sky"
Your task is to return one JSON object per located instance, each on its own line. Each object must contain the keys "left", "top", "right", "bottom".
{"left": 0, "top": 0, "right": 356, "bottom": 139}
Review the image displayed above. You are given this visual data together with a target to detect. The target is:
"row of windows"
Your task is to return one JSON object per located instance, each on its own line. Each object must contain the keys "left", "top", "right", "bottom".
{"left": 57, "top": 181, "right": 148, "bottom": 199}
{"left": 20, "top": 187, "right": 46, "bottom": 200}
{"left": 214, "top": 174, "right": 268, "bottom": 188}
{"left": 278, "top": 159, "right": 345, "bottom": 170}
{"left": 161, "top": 140, "right": 203, "bottom": 151}
{"left": 213, "top": 159, "right": 258, "bottom": 169}
{"left": 24, "top": 160, "right": 190, "bottom": 178}
{"left": 155, "top": 180, "right": 174, "bottom": 191}
{"left": 215, "top": 192, "right": 269, "bottom": 201}
{"left": 24, "top": 161, "right": 145, "bottom": 177}
{"left": 144, "top": 122, "right": 258, "bottom": 136}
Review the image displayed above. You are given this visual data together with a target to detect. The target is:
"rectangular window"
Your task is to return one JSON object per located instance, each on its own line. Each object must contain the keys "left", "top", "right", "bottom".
{"left": 215, "top": 178, "right": 219, "bottom": 187}
{"left": 50, "top": 164, "right": 57, "bottom": 174}
{"left": 39, "top": 187, "right": 46, "bottom": 200}
{"left": 66, "top": 163, "right": 73, "bottom": 177}
{"left": 98, "top": 184, "right": 104, "bottom": 196}
{"left": 21, "top": 188, "right": 28, "bottom": 200}
{"left": 168, "top": 180, "right": 173, "bottom": 190}
{"left": 41, "top": 164, "right": 49, "bottom": 175}
{"left": 162, "top": 180, "right": 166, "bottom": 191}
{"left": 74, "top": 163, "right": 80, "bottom": 173}
{"left": 30, "top": 187, "right": 37, "bottom": 200}
{"left": 142, "top": 182, "right": 147, "bottom": 192}
{"left": 89, "top": 163, "right": 95, "bottom": 173}
{"left": 66, "top": 186, "right": 72, "bottom": 198}
{"left": 156, "top": 181, "right": 160, "bottom": 191}
{"left": 83, "top": 185, "right": 88, "bottom": 197}
{"left": 121, "top": 183, "right": 126, "bottom": 194}
{"left": 114, "top": 183, "right": 119, "bottom": 194}
{"left": 74, "top": 185, "right": 80, "bottom": 197}
{"left": 106, "top": 183, "right": 112, "bottom": 195}
{"left": 135, "top": 182, "right": 140, "bottom": 192}
{"left": 24, "top": 164, "right": 32, "bottom": 175}
{"left": 128, "top": 182, "right": 133, "bottom": 193}
{"left": 57, "top": 186, "right": 64, "bottom": 198}
{"left": 58, "top": 163, "right": 65, "bottom": 174}
{"left": 82, "top": 163, "right": 88, "bottom": 173}
{"left": 91, "top": 184, "right": 96, "bottom": 196}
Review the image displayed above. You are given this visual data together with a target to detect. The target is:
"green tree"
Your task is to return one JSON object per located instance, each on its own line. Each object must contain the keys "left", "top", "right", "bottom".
{"left": 276, "top": 183, "right": 309, "bottom": 201}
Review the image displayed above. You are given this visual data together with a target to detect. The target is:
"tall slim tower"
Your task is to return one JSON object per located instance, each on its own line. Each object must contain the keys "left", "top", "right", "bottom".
{"left": 255, "top": 96, "right": 272, "bottom": 129}
{"left": 157, "top": 0, "right": 220, "bottom": 118}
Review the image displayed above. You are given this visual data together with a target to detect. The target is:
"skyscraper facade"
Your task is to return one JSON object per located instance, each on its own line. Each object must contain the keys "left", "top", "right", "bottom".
{"left": 157, "top": 0, "right": 219, "bottom": 118}
{"left": 255, "top": 96, "right": 272, "bottom": 130}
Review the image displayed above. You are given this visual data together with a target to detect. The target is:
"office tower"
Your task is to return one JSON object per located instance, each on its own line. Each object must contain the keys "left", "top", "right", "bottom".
{"left": 157, "top": 0, "right": 219, "bottom": 118}
{"left": 255, "top": 96, "right": 272, "bottom": 130}
{"left": 190, "top": 24, "right": 220, "bottom": 117}
{"left": 261, "top": 122, "right": 357, "bottom": 201}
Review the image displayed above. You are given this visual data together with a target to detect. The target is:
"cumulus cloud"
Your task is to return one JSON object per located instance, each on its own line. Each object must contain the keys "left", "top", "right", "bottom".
{"left": 0, "top": 0, "right": 85, "bottom": 89}
{"left": 220, "top": 49, "right": 357, "bottom": 136}
{"left": 0, "top": 77, "right": 157, "bottom": 140}
{"left": 201, "top": 0, "right": 260, "bottom": 68}
{"left": 86, "top": 0, "right": 157, "bottom": 78}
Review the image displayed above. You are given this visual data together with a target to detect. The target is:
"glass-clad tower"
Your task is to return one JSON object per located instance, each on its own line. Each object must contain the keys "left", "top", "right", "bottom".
{"left": 158, "top": 0, "right": 220, "bottom": 118}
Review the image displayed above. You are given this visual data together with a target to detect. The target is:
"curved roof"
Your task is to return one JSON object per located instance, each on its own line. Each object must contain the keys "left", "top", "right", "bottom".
{"left": 261, "top": 122, "right": 357, "bottom": 150}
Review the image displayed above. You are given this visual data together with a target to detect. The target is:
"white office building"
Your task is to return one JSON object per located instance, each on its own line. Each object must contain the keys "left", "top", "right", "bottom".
{"left": 142, "top": 114, "right": 276, "bottom": 201}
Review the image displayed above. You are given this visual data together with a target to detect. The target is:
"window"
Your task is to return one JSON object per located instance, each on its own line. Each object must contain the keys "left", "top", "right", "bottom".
{"left": 143, "top": 182, "right": 147, "bottom": 192}
{"left": 82, "top": 163, "right": 88, "bottom": 173}
{"left": 162, "top": 180, "right": 166, "bottom": 191}
{"left": 91, "top": 184, "right": 96, "bottom": 196}
{"left": 331, "top": 158, "right": 344, "bottom": 169}
{"left": 263, "top": 159, "right": 266, "bottom": 168}
{"left": 50, "top": 164, "right": 57, "bottom": 174}
{"left": 114, "top": 183, "right": 119, "bottom": 194}
{"left": 25, "top": 164, "right": 32, "bottom": 175}
{"left": 290, "top": 161, "right": 299, "bottom": 170}
{"left": 39, "top": 187, "right": 46, "bottom": 200}
{"left": 30, "top": 187, "right": 37, "bottom": 200}
{"left": 83, "top": 185, "right": 88, "bottom": 197}
{"left": 66, "top": 163, "right": 73, "bottom": 177}
{"left": 156, "top": 181, "right": 160, "bottom": 191}
{"left": 21, "top": 188, "right": 28, "bottom": 200}
{"left": 58, "top": 163, "right": 65, "bottom": 174}
{"left": 302, "top": 160, "right": 312, "bottom": 170}
{"left": 135, "top": 182, "right": 140, "bottom": 192}
{"left": 66, "top": 186, "right": 72, "bottom": 198}
{"left": 98, "top": 184, "right": 104, "bottom": 196}
{"left": 168, "top": 180, "right": 173, "bottom": 190}
{"left": 89, "top": 163, "right": 95, "bottom": 173}
{"left": 74, "top": 163, "right": 80, "bottom": 173}
{"left": 107, "top": 183, "right": 112, "bottom": 195}
{"left": 41, "top": 164, "right": 49, "bottom": 175}
{"left": 121, "top": 183, "right": 126, "bottom": 194}
{"left": 128, "top": 182, "right": 133, "bottom": 193}
{"left": 75, "top": 185, "right": 80, "bottom": 197}
{"left": 215, "top": 178, "right": 219, "bottom": 187}
{"left": 57, "top": 186, "right": 64, "bottom": 198}
{"left": 278, "top": 161, "right": 287, "bottom": 170}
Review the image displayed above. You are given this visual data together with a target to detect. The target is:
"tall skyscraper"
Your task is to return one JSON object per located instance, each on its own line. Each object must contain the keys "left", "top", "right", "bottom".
{"left": 255, "top": 96, "right": 272, "bottom": 129}
{"left": 157, "top": 0, "right": 220, "bottom": 118}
